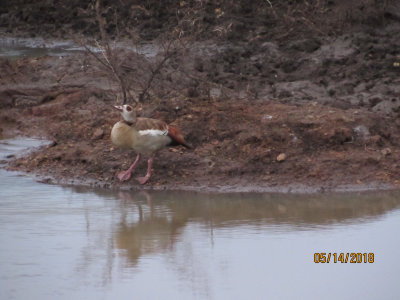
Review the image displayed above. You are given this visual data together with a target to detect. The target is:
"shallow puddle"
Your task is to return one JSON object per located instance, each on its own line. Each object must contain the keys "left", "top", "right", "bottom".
{"left": 0, "top": 37, "right": 83, "bottom": 60}
{"left": 0, "top": 37, "right": 158, "bottom": 60}
{"left": 1, "top": 138, "right": 400, "bottom": 299}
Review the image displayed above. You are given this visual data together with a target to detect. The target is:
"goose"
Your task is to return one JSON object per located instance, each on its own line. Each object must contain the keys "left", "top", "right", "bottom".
{"left": 111, "top": 104, "right": 191, "bottom": 184}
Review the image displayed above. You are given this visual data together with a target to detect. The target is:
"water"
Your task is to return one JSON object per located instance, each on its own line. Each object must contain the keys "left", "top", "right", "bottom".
{"left": 0, "top": 37, "right": 159, "bottom": 60}
{"left": 0, "top": 37, "right": 84, "bottom": 60}
{"left": 1, "top": 138, "right": 400, "bottom": 300}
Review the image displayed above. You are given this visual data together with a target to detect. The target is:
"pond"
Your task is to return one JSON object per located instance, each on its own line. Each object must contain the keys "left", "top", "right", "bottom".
{"left": 0, "top": 138, "right": 400, "bottom": 299}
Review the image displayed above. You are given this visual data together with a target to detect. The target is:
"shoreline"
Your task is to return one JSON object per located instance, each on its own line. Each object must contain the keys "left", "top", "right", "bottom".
{"left": 2, "top": 135, "right": 399, "bottom": 195}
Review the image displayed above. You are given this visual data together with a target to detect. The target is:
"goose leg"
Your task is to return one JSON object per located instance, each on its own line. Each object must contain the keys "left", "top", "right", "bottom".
{"left": 117, "top": 154, "right": 140, "bottom": 182}
{"left": 136, "top": 157, "right": 153, "bottom": 184}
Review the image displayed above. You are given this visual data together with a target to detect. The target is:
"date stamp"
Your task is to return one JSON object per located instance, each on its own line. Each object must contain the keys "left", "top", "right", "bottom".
{"left": 314, "top": 252, "right": 374, "bottom": 263}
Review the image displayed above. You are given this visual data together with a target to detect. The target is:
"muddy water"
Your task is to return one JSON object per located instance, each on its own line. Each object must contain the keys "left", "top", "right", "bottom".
{"left": 0, "top": 37, "right": 159, "bottom": 60}
{"left": 0, "top": 37, "right": 84, "bottom": 60}
{"left": 1, "top": 138, "right": 400, "bottom": 300}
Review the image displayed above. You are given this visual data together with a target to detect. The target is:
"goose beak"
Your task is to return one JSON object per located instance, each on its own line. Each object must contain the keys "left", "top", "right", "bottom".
{"left": 113, "top": 105, "right": 123, "bottom": 112}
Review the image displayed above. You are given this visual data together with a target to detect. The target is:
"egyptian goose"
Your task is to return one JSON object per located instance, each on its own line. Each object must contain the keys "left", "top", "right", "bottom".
{"left": 111, "top": 104, "right": 191, "bottom": 184}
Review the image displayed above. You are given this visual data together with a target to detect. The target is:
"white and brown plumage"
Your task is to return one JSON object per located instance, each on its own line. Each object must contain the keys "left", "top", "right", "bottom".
{"left": 111, "top": 104, "right": 191, "bottom": 184}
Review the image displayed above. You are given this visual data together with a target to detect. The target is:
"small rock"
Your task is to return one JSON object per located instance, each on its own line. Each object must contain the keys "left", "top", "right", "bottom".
{"left": 276, "top": 153, "right": 287, "bottom": 162}
{"left": 92, "top": 128, "right": 104, "bottom": 140}
{"left": 262, "top": 115, "right": 273, "bottom": 120}
{"left": 353, "top": 125, "right": 370, "bottom": 140}
{"left": 210, "top": 88, "right": 222, "bottom": 99}
{"left": 381, "top": 148, "right": 392, "bottom": 156}
{"left": 39, "top": 178, "right": 52, "bottom": 184}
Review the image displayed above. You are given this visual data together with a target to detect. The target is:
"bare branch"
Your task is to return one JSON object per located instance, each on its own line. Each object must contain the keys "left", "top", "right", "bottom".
{"left": 81, "top": 43, "right": 110, "bottom": 70}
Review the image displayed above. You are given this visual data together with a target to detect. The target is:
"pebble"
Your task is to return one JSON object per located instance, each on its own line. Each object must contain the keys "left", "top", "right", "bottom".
{"left": 276, "top": 153, "right": 287, "bottom": 162}
{"left": 381, "top": 148, "right": 392, "bottom": 156}
{"left": 92, "top": 128, "right": 104, "bottom": 140}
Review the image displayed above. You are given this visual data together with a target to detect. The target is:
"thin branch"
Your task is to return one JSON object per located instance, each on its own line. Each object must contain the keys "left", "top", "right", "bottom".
{"left": 92, "top": 0, "right": 128, "bottom": 104}
{"left": 264, "top": 0, "right": 273, "bottom": 8}
{"left": 139, "top": 40, "right": 175, "bottom": 101}
{"left": 82, "top": 43, "right": 110, "bottom": 70}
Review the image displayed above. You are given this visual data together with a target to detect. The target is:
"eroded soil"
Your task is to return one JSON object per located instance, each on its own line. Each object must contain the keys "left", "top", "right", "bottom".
{"left": 1, "top": 0, "right": 400, "bottom": 192}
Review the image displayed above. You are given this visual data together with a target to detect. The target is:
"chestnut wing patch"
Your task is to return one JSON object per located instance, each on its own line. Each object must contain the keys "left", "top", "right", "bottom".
{"left": 168, "top": 125, "right": 191, "bottom": 148}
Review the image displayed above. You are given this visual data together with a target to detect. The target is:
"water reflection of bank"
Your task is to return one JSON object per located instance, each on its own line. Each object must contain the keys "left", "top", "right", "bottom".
{"left": 70, "top": 186, "right": 400, "bottom": 267}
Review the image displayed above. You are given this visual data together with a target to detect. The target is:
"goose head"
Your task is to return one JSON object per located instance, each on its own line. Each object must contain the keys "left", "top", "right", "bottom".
{"left": 114, "top": 104, "right": 136, "bottom": 123}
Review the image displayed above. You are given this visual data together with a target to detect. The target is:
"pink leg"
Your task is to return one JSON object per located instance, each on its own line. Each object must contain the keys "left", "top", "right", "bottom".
{"left": 136, "top": 157, "right": 153, "bottom": 184}
{"left": 117, "top": 154, "right": 141, "bottom": 182}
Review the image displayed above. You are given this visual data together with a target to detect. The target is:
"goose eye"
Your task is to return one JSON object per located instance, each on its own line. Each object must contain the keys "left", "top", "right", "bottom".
{"left": 126, "top": 106, "right": 132, "bottom": 112}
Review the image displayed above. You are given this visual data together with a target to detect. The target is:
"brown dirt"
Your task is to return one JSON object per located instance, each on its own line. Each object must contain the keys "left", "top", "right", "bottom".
{"left": 1, "top": 0, "right": 400, "bottom": 192}
{"left": 2, "top": 54, "right": 400, "bottom": 192}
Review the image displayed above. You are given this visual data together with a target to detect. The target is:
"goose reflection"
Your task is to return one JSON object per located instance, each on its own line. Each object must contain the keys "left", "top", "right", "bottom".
{"left": 67, "top": 185, "right": 400, "bottom": 289}
{"left": 115, "top": 191, "right": 188, "bottom": 267}
{"left": 109, "top": 189, "right": 400, "bottom": 266}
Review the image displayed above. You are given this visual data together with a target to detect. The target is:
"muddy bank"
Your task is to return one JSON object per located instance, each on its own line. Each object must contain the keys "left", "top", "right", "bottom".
{"left": 1, "top": 52, "right": 400, "bottom": 192}
{"left": 1, "top": 1, "right": 400, "bottom": 192}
